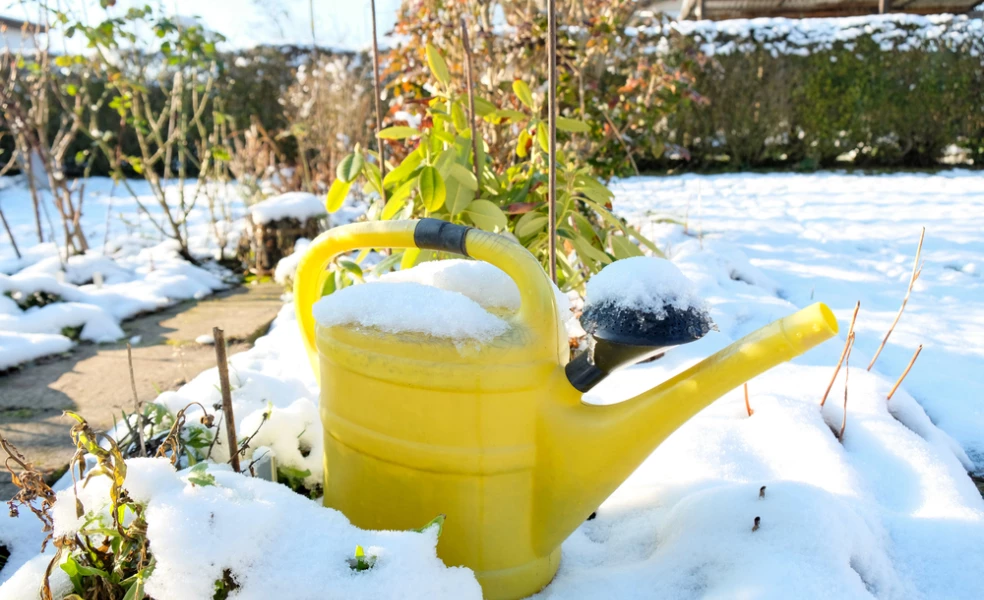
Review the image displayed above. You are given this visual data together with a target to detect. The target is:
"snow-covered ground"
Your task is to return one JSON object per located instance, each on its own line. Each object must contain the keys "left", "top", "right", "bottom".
{"left": 0, "top": 177, "right": 262, "bottom": 369}
{"left": 2, "top": 170, "right": 983, "bottom": 598}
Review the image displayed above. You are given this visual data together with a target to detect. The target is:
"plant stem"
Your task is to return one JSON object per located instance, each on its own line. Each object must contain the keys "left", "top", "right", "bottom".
{"left": 461, "top": 18, "right": 481, "bottom": 197}
{"left": 546, "top": 0, "right": 558, "bottom": 283}
{"left": 743, "top": 382, "right": 753, "bottom": 417}
{"left": 369, "top": 0, "right": 388, "bottom": 204}
{"left": 0, "top": 204, "right": 20, "bottom": 259}
{"left": 868, "top": 227, "right": 925, "bottom": 371}
{"left": 821, "top": 301, "right": 860, "bottom": 407}
{"left": 212, "top": 327, "right": 241, "bottom": 473}
{"left": 126, "top": 342, "right": 147, "bottom": 457}
{"left": 839, "top": 332, "right": 855, "bottom": 442}
{"left": 887, "top": 344, "right": 923, "bottom": 401}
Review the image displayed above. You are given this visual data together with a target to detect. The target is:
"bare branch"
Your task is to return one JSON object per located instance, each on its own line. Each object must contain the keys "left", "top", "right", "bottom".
{"left": 822, "top": 301, "right": 860, "bottom": 407}
{"left": 887, "top": 344, "right": 923, "bottom": 401}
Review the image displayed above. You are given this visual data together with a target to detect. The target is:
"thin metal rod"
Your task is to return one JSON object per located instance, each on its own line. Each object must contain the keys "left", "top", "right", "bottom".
{"left": 369, "top": 0, "right": 387, "bottom": 203}
{"left": 213, "top": 327, "right": 241, "bottom": 473}
{"left": 461, "top": 18, "right": 481, "bottom": 197}
{"left": 546, "top": 0, "right": 558, "bottom": 283}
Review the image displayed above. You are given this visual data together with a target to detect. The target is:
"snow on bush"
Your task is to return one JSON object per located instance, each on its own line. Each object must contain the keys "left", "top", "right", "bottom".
{"left": 0, "top": 458, "right": 482, "bottom": 600}
{"left": 249, "top": 192, "right": 327, "bottom": 225}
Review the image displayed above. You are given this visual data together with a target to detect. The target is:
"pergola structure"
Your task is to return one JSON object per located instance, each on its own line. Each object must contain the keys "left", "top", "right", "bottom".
{"left": 680, "top": 0, "right": 984, "bottom": 19}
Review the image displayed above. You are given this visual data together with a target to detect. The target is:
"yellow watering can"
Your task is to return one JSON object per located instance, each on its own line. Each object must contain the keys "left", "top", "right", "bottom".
{"left": 294, "top": 219, "right": 837, "bottom": 600}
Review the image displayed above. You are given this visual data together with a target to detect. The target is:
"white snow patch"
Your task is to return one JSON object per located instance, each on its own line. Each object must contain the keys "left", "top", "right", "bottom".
{"left": 585, "top": 256, "right": 708, "bottom": 319}
{"left": 249, "top": 192, "right": 326, "bottom": 225}
{"left": 313, "top": 282, "right": 509, "bottom": 343}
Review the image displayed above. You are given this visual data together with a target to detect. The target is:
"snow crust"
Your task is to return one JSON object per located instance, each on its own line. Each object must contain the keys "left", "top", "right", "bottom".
{"left": 313, "top": 281, "right": 509, "bottom": 343}
{"left": 249, "top": 191, "right": 326, "bottom": 225}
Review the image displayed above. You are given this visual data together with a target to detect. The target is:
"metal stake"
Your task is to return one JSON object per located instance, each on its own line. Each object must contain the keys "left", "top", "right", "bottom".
{"left": 547, "top": 0, "right": 558, "bottom": 283}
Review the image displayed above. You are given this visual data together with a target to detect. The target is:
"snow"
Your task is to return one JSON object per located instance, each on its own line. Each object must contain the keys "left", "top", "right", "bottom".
{"left": 4, "top": 170, "right": 984, "bottom": 599}
{"left": 249, "top": 191, "right": 327, "bottom": 225}
{"left": 313, "top": 282, "right": 510, "bottom": 343}
{"left": 380, "top": 258, "right": 575, "bottom": 333}
{"left": 584, "top": 256, "right": 707, "bottom": 318}
{"left": 2, "top": 458, "right": 481, "bottom": 600}
{"left": 0, "top": 176, "right": 239, "bottom": 369}
{"left": 195, "top": 333, "right": 215, "bottom": 345}
{"left": 654, "top": 13, "right": 984, "bottom": 58}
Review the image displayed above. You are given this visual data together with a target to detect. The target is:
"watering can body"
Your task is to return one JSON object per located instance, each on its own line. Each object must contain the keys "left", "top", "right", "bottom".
{"left": 294, "top": 219, "right": 838, "bottom": 600}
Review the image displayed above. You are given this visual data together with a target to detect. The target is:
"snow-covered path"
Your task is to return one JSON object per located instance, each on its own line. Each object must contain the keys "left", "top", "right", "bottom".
{"left": 613, "top": 171, "right": 984, "bottom": 472}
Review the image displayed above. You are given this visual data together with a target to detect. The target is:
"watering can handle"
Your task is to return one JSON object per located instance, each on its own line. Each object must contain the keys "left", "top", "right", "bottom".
{"left": 293, "top": 219, "right": 561, "bottom": 376}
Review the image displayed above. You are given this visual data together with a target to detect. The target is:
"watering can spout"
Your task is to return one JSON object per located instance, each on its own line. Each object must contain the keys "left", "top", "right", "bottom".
{"left": 534, "top": 302, "right": 838, "bottom": 552}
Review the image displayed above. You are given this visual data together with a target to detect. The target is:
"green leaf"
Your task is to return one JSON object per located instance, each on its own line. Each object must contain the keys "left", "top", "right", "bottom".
{"left": 417, "top": 166, "right": 446, "bottom": 212}
{"left": 65, "top": 83, "right": 78, "bottom": 96}
{"left": 336, "top": 152, "right": 364, "bottom": 183}
{"left": 401, "top": 248, "right": 421, "bottom": 270}
{"left": 449, "top": 163, "right": 478, "bottom": 191}
{"left": 464, "top": 200, "right": 508, "bottom": 232}
{"left": 473, "top": 97, "right": 496, "bottom": 117}
{"left": 381, "top": 195, "right": 408, "bottom": 220}
{"left": 326, "top": 178, "right": 352, "bottom": 213}
{"left": 413, "top": 514, "right": 446, "bottom": 537}
{"left": 384, "top": 150, "right": 424, "bottom": 188}
{"left": 211, "top": 145, "right": 231, "bottom": 162}
{"left": 516, "top": 214, "right": 548, "bottom": 238}
{"left": 187, "top": 462, "right": 215, "bottom": 487}
{"left": 556, "top": 117, "right": 590, "bottom": 133}
{"left": 451, "top": 102, "right": 468, "bottom": 133}
{"left": 121, "top": 573, "right": 146, "bottom": 600}
{"left": 426, "top": 44, "right": 451, "bottom": 86}
{"left": 339, "top": 260, "right": 363, "bottom": 281}
{"left": 512, "top": 80, "right": 534, "bottom": 109}
{"left": 445, "top": 178, "right": 472, "bottom": 217}
{"left": 490, "top": 109, "right": 528, "bottom": 124}
{"left": 378, "top": 126, "right": 421, "bottom": 140}
{"left": 571, "top": 236, "right": 613, "bottom": 266}
{"left": 610, "top": 235, "right": 644, "bottom": 259}
{"left": 537, "top": 125, "right": 550, "bottom": 154}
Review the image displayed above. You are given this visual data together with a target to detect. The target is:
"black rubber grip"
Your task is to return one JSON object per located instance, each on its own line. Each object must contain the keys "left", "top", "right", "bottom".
{"left": 413, "top": 218, "right": 472, "bottom": 256}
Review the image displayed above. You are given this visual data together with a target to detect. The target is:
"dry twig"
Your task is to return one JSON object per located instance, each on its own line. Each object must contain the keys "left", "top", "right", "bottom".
{"left": 461, "top": 18, "right": 481, "bottom": 195}
{"left": 744, "top": 382, "right": 753, "bottom": 416}
{"left": 752, "top": 516, "right": 760, "bottom": 532}
{"left": 759, "top": 485, "right": 766, "bottom": 499}
{"left": 213, "top": 327, "right": 241, "bottom": 473}
{"left": 868, "top": 228, "right": 925, "bottom": 371}
{"left": 821, "top": 301, "right": 860, "bottom": 407}
{"left": 887, "top": 345, "right": 923, "bottom": 401}
{"left": 839, "top": 333, "right": 855, "bottom": 442}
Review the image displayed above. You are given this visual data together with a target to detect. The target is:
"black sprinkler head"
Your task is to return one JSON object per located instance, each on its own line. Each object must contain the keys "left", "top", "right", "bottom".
{"left": 566, "top": 300, "right": 714, "bottom": 393}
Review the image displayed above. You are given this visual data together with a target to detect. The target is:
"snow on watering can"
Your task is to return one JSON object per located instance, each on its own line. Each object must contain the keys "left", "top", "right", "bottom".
{"left": 294, "top": 219, "right": 838, "bottom": 600}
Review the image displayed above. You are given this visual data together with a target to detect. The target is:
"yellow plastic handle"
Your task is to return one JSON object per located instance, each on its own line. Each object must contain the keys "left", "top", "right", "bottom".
{"left": 293, "top": 219, "right": 560, "bottom": 377}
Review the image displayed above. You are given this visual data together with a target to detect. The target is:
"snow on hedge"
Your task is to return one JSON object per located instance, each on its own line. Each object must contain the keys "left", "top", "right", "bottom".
{"left": 649, "top": 13, "right": 984, "bottom": 58}
{"left": 249, "top": 191, "right": 327, "bottom": 225}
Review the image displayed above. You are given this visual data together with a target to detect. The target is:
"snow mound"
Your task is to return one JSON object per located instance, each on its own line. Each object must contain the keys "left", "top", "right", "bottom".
{"left": 380, "top": 258, "right": 574, "bottom": 328}
{"left": 250, "top": 192, "right": 326, "bottom": 225}
{"left": 313, "top": 282, "right": 509, "bottom": 343}
{"left": 585, "top": 256, "right": 708, "bottom": 319}
{"left": 2, "top": 458, "right": 482, "bottom": 600}
{"left": 274, "top": 237, "right": 310, "bottom": 285}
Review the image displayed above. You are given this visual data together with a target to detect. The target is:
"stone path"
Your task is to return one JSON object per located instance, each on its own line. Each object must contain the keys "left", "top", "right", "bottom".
{"left": 0, "top": 282, "right": 284, "bottom": 498}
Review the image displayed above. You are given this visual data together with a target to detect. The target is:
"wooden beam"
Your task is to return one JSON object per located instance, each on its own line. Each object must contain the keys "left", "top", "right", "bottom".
{"left": 880, "top": 0, "right": 891, "bottom": 13}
